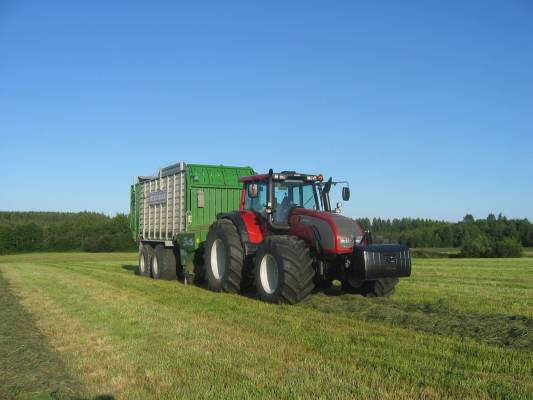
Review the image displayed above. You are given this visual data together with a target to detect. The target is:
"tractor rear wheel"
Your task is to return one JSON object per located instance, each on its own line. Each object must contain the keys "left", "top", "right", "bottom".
{"left": 205, "top": 219, "right": 245, "bottom": 293}
{"left": 139, "top": 244, "right": 153, "bottom": 277}
{"left": 343, "top": 278, "right": 398, "bottom": 297}
{"left": 152, "top": 244, "right": 179, "bottom": 280}
{"left": 254, "top": 236, "right": 314, "bottom": 304}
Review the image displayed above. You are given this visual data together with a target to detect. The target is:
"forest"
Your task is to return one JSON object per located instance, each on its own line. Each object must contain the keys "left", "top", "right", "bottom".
{"left": 360, "top": 213, "right": 532, "bottom": 257}
{"left": 0, "top": 211, "right": 531, "bottom": 257}
{"left": 0, "top": 212, "right": 135, "bottom": 254}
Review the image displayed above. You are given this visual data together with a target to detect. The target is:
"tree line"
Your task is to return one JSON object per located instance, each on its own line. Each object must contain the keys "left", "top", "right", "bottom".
{"left": 359, "top": 213, "right": 532, "bottom": 257}
{"left": 0, "top": 212, "right": 136, "bottom": 254}
{"left": 0, "top": 211, "right": 531, "bottom": 257}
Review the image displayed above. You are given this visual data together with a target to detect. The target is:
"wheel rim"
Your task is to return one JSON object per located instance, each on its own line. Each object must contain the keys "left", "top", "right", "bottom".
{"left": 210, "top": 239, "right": 226, "bottom": 280}
{"left": 259, "top": 254, "right": 279, "bottom": 295}
{"left": 139, "top": 254, "right": 145, "bottom": 274}
{"left": 152, "top": 256, "right": 159, "bottom": 276}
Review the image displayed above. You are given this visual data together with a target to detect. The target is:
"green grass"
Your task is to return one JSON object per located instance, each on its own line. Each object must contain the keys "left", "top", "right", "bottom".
{"left": 0, "top": 253, "right": 532, "bottom": 399}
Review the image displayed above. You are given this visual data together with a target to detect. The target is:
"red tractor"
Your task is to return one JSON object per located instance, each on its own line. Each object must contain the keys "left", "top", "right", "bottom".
{"left": 203, "top": 169, "right": 411, "bottom": 304}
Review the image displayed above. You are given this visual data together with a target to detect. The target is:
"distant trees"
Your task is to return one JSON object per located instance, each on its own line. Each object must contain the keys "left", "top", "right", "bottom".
{"left": 0, "top": 212, "right": 135, "bottom": 254}
{"left": 0, "top": 211, "right": 530, "bottom": 258}
{"left": 360, "top": 213, "right": 531, "bottom": 258}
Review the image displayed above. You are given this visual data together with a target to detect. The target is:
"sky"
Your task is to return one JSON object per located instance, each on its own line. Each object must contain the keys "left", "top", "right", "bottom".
{"left": 0, "top": 0, "right": 532, "bottom": 221}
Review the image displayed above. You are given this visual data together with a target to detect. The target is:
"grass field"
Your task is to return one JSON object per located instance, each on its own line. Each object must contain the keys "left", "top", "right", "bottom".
{"left": 0, "top": 253, "right": 532, "bottom": 399}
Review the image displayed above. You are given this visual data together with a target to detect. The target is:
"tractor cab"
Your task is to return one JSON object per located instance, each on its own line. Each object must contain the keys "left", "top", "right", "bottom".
{"left": 240, "top": 169, "right": 350, "bottom": 229}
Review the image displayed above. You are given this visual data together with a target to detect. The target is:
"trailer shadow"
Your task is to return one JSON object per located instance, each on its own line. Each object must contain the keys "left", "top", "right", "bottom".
{"left": 121, "top": 265, "right": 139, "bottom": 275}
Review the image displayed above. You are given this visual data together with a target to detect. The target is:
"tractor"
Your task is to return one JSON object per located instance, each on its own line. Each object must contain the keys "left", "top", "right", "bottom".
{"left": 203, "top": 169, "right": 411, "bottom": 304}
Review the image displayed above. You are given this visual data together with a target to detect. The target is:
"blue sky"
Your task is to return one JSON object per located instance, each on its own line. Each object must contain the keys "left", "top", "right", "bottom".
{"left": 0, "top": 0, "right": 532, "bottom": 221}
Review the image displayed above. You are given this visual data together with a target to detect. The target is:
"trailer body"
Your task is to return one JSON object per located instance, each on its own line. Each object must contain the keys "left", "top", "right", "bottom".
{"left": 130, "top": 162, "right": 254, "bottom": 275}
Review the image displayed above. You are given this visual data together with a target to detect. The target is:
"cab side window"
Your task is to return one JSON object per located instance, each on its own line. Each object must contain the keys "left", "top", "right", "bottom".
{"left": 244, "top": 182, "right": 267, "bottom": 213}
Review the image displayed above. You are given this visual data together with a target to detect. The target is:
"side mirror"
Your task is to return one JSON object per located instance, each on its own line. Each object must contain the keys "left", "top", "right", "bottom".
{"left": 248, "top": 183, "right": 259, "bottom": 198}
{"left": 342, "top": 187, "right": 350, "bottom": 201}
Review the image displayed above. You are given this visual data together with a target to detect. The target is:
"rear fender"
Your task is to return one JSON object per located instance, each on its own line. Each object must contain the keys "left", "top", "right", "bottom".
{"left": 217, "top": 211, "right": 264, "bottom": 254}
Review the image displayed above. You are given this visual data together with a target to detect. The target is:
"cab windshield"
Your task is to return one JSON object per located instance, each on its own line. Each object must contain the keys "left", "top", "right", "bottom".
{"left": 273, "top": 180, "right": 319, "bottom": 223}
{"left": 273, "top": 180, "right": 318, "bottom": 210}
{"left": 244, "top": 180, "right": 320, "bottom": 222}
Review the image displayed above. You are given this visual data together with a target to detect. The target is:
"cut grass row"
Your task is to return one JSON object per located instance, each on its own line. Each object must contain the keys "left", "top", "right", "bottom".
{"left": 0, "top": 252, "right": 532, "bottom": 399}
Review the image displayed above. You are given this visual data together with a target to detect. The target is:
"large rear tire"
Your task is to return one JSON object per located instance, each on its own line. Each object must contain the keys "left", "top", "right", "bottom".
{"left": 153, "top": 244, "right": 179, "bottom": 280}
{"left": 254, "top": 236, "right": 314, "bottom": 304}
{"left": 204, "top": 220, "right": 245, "bottom": 293}
{"left": 139, "top": 244, "right": 153, "bottom": 277}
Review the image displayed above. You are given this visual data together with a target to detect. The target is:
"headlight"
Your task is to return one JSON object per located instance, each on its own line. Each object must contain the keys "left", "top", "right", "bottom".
{"left": 338, "top": 235, "right": 355, "bottom": 248}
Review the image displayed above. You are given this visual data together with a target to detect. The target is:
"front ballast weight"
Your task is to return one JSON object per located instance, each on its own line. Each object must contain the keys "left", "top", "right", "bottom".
{"left": 348, "top": 244, "right": 412, "bottom": 281}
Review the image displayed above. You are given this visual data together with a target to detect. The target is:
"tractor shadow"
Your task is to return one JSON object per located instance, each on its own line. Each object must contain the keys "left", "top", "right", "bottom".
{"left": 121, "top": 264, "right": 346, "bottom": 300}
{"left": 321, "top": 285, "right": 345, "bottom": 297}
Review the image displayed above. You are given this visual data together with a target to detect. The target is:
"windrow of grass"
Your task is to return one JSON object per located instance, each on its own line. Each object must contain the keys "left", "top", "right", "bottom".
{"left": 0, "top": 252, "right": 532, "bottom": 399}
{"left": 305, "top": 258, "right": 533, "bottom": 350}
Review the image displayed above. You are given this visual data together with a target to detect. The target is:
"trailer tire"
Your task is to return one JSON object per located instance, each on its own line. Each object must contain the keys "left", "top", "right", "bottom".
{"left": 153, "top": 244, "right": 179, "bottom": 280}
{"left": 254, "top": 236, "right": 315, "bottom": 304}
{"left": 205, "top": 220, "right": 244, "bottom": 293}
{"left": 139, "top": 244, "right": 153, "bottom": 277}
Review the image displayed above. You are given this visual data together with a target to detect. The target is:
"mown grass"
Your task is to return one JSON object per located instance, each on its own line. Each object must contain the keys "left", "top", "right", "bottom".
{"left": 0, "top": 253, "right": 532, "bottom": 399}
{"left": 0, "top": 270, "right": 84, "bottom": 400}
{"left": 410, "top": 247, "right": 461, "bottom": 258}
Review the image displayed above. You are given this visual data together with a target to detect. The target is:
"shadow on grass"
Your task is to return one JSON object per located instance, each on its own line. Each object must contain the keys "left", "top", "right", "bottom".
{"left": 121, "top": 264, "right": 139, "bottom": 275}
{"left": 321, "top": 285, "right": 345, "bottom": 297}
{"left": 0, "top": 271, "right": 117, "bottom": 400}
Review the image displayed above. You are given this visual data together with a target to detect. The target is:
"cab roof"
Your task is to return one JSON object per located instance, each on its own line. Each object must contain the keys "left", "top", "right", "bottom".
{"left": 240, "top": 171, "right": 323, "bottom": 183}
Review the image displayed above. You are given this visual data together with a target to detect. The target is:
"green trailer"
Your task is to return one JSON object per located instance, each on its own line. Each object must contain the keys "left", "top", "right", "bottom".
{"left": 130, "top": 162, "right": 254, "bottom": 282}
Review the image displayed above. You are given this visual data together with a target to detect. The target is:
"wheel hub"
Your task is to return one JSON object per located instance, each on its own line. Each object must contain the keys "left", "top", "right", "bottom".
{"left": 139, "top": 255, "right": 145, "bottom": 274}
{"left": 259, "top": 254, "right": 279, "bottom": 294}
{"left": 152, "top": 256, "right": 159, "bottom": 276}
{"left": 211, "top": 239, "right": 226, "bottom": 280}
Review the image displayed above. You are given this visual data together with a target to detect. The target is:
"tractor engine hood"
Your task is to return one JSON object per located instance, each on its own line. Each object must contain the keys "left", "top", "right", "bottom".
{"left": 288, "top": 209, "right": 365, "bottom": 254}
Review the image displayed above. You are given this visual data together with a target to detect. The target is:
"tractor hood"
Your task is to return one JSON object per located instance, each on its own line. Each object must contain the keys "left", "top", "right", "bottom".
{"left": 288, "top": 209, "right": 365, "bottom": 254}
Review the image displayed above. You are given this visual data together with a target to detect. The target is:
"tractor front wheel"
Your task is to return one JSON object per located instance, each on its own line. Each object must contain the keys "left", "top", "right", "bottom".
{"left": 343, "top": 278, "right": 398, "bottom": 297}
{"left": 254, "top": 236, "right": 314, "bottom": 304}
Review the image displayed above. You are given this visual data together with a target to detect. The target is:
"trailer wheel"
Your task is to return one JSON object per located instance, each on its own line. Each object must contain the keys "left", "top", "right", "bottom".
{"left": 205, "top": 220, "right": 244, "bottom": 293}
{"left": 153, "top": 244, "right": 179, "bottom": 280}
{"left": 254, "top": 236, "right": 314, "bottom": 304}
{"left": 139, "top": 244, "right": 153, "bottom": 277}
{"left": 343, "top": 278, "right": 398, "bottom": 297}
